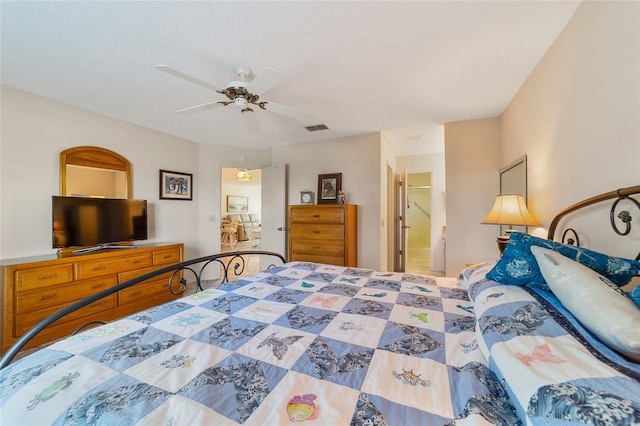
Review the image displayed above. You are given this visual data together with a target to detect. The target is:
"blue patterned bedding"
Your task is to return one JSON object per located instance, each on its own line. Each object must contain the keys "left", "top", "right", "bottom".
{"left": 463, "top": 262, "right": 640, "bottom": 425}
{"left": 2, "top": 261, "right": 638, "bottom": 425}
{"left": 1, "top": 262, "right": 518, "bottom": 425}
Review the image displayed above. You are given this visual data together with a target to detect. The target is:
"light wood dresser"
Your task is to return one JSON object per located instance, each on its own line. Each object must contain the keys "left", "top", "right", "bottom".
{"left": 0, "top": 242, "right": 183, "bottom": 354}
{"left": 288, "top": 204, "right": 357, "bottom": 266}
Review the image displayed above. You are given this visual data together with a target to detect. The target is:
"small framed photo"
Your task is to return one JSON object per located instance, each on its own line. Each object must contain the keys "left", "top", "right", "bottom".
{"left": 159, "top": 170, "right": 193, "bottom": 200}
{"left": 300, "top": 190, "right": 314, "bottom": 205}
{"left": 227, "top": 195, "right": 249, "bottom": 213}
{"left": 317, "top": 173, "right": 342, "bottom": 204}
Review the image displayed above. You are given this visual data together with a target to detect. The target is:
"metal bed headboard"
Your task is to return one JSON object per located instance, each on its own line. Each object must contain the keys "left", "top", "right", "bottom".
{"left": 547, "top": 185, "right": 640, "bottom": 261}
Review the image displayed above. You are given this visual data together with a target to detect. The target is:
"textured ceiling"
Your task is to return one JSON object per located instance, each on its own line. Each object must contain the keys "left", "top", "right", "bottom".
{"left": 0, "top": 1, "right": 581, "bottom": 154}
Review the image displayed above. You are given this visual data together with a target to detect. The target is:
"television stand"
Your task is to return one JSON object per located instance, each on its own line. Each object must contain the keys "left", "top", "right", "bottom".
{"left": 72, "top": 243, "right": 138, "bottom": 255}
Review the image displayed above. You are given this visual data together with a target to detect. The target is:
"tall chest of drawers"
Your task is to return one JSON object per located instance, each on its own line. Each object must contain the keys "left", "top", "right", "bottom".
{"left": 0, "top": 242, "right": 183, "bottom": 354}
{"left": 288, "top": 204, "right": 357, "bottom": 266}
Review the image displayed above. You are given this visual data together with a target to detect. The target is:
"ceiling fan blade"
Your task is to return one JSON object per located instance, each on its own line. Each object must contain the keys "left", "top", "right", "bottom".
{"left": 242, "top": 111, "right": 261, "bottom": 132}
{"left": 246, "top": 68, "right": 285, "bottom": 96}
{"left": 176, "top": 101, "right": 224, "bottom": 114}
{"left": 156, "top": 65, "right": 223, "bottom": 92}
{"left": 265, "top": 101, "right": 314, "bottom": 122}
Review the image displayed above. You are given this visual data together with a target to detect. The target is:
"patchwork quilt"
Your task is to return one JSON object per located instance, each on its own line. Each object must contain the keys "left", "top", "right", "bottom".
{"left": 0, "top": 262, "right": 519, "bottom": 425}
{"left": 464, "top": 262, "right": 640, "bottom": 425}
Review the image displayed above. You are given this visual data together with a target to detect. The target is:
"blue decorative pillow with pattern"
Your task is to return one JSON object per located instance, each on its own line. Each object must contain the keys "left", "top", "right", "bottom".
{"left": 629, "top": 286, "right": 640, "bottom": 309}
{"left": 486, "top": 232, "right": 640, "bottom": 289}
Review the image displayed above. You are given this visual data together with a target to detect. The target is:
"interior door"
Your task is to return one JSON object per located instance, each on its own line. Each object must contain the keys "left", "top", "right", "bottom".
{"left": 394, "top": 170, "right": 408, "bottom": 272}
{"left": 260, "top": 163, "right": 287, "bottom": 264}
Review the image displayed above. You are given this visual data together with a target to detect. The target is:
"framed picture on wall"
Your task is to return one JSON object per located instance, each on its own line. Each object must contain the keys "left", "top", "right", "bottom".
{"left": 227, "top": 195, "right": 249, "bottom": 213}
{"left": 159, "top": 170, "right": 193, "bottom": 200}
{"left": 317, "top": 173, "right": 342, "bottom": 204}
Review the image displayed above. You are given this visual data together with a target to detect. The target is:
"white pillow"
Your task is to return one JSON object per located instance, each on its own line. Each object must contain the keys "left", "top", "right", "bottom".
{"left": 531, "top": 246, "right": 640, "bottom": 362}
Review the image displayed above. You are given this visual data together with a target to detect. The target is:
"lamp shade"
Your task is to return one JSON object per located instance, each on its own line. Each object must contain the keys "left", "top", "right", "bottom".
{"left": 482, "top": 194, "right": 540, "bottom": 227}
{"left": 235, "top": 169, "right": 252, "bottom": 182}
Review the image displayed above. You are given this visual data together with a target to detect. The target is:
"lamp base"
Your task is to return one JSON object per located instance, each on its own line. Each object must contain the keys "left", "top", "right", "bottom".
{"left": 497, "top": 230, "right": 514, "bottom": 255}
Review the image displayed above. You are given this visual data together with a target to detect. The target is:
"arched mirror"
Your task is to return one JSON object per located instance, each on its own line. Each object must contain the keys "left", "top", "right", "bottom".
{"left": 60, "top": 146, "right": 132, "bottom": 199}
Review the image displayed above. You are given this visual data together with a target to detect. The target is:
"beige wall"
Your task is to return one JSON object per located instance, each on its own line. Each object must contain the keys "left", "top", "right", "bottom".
{"left": 444, "top": 118, "right": 501, "bottom": 275}
{"left": 272, "top": 133, "right": 382, "bottom": 270}
{"left": 0, "top": 86, "right": 272, "bottom": 261}
{"left": 445, "top": 1, "right": 640, "bottom": 274}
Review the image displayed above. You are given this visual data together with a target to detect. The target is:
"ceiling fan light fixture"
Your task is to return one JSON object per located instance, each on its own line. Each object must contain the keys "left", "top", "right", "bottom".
{"left": 235, "top": 97, "right": 248, "bottom": 107}
{"left": 235, "top": 168, "right": 253, "bottom": 182}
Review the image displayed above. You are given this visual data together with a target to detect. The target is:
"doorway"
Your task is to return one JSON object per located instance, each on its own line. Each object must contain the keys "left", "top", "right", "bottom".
{"left": 220, "top": 167, "right": 262, "bottom": 253}
{"left": 406, "top": 172, "right": 432, "bottom": 274}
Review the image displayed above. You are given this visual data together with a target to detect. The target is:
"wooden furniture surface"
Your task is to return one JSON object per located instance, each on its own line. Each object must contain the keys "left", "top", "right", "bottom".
{"left": 1, "top": 242, "right": 183, "bottom": 354}
{"left": 288, "top": 204, "right": 357, "bottom": 266}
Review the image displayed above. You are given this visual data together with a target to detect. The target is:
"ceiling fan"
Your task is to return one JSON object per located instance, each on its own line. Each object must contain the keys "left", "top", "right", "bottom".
{"left": 156, "top": 64, "right": 312, "bottom": 128}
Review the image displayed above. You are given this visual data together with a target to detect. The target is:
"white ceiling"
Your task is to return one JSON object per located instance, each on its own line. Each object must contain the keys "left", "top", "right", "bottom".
{"left": 0, "top": 1, "right": 581, "bottom": 155}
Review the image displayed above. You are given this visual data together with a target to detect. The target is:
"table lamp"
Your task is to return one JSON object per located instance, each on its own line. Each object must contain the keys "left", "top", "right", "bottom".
{"left": 482, "top": 194, "right": 540, "bottom": 254}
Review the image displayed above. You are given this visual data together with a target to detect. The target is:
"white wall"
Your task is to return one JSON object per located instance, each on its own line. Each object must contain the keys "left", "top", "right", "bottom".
{"left": 444, "top": 1, "right": 640, "bottom": 273}
{"left": 272, "top": 133, "right": 382, "bottom": 269}
{"left": 396, "top": 152, "right": 446, "bottom": 272}
{"left": 0, "top": 86, "right": 274, "bottom": 262}
{"left": 444, "top": 118, "right": 501, "bottom": 275}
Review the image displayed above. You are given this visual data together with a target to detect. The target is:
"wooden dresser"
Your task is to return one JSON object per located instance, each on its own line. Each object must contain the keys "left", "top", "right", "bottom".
{"left": 288, "top": 204, "right": 357, "bottom": 266}
{"left": 0, "top": 242, "right": 183, "bottom": 354}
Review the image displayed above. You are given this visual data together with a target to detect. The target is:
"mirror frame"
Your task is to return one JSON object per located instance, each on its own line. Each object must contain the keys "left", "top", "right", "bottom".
{"left": 60, "top": 146, "right": 132, "bottom": 198}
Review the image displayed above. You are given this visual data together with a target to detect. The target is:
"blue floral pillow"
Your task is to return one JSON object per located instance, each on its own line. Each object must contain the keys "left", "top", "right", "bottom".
{"left": 629, "top": 286, "right": 640, "bottom": 309}
{"left": 485, "top": 232, "right": 640, "bottom": 289}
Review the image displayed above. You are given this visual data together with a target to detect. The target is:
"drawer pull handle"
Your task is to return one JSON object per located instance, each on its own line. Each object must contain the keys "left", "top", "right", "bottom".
{"left": 91, "top": 301, "right": 107, "bottom": 307}
{"left": 163, "top": 254, "right": 172, "bottom": 259}
{"left": 130, "top": 291, "right": 142, "bottom": 297}
{"left": 132, "top": 260, "right": 142, "bottom": 264}
{"left": 312, "top": 214, "right": 321, "bottom": 218}
{"left": 313, "top": 246, "right": 321, "bottom": 249}
{"left": 39, "top": 294, "right": 57, "bottom": 301}
{"left": 38, "top": 273, "right": 58, "bottom": 280}
{"left": 313, "top": 230, "right": 321, "bottom": 233}
{"left": 91, "top": 283, "right": 106, "bottom": 289}
{"left": 91, "top": 265, "right": 106, "bottom": 271}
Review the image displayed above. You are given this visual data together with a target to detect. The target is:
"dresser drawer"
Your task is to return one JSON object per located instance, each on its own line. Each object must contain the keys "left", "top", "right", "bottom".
{"left": 15, "top": 276, "right": 117, "bottom": 314}
{"left": 76, "top": 253, "right": 152, "bottom": 279}
{"left": 15, "top": 294, "right": 117, "bottom": 335}
{"left": 153, "top": 248, "right": 181, "bottom": 265}
{"left": 290, "top": 207, "right": 345, "bottom": 223}
{"left": 289, "top": 224, "right": 345, "bottom": 240}
{"left": 15, "top": 264, "right": 74, "bottom": 292}
{"left": 289, "top": 253, "right": 345, "bottom": 265}
{"left": 118, "top": 279, "right": 175, "bottom": 305}
{"left": 290, "top": 239, "right": 344, "bottom": 256}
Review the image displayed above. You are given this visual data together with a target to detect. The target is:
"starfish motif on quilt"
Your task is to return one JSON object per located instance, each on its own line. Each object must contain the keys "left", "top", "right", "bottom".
{"left": 183, "top": 360, "right": 270, "bottom": 423}
{"left": 381, "top": 323, "right": 442, "bottom": 355}
{"left": 306, "top": 337, "right": 374, "bottom": 379}
{"left": 478, "top": 302, "right": 549, "bottom": 336}
{"left": 257, "top": 332, "right": 304, "bottom": 360}
{"left": 99, "top": 328, "right": 180, "bottom": 362}
{"left": 285, "top": 306, "right": 338, "bottom": 329}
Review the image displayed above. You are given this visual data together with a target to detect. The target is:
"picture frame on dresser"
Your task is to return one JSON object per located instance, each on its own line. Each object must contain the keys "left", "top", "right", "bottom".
{"left": 317, "top": 173, "right": 342, "bottom": 204}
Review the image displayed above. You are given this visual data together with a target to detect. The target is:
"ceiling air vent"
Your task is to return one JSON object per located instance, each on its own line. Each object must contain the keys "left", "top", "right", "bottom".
{"left": 305, "top": 124, "right": 329, "bottom": 132}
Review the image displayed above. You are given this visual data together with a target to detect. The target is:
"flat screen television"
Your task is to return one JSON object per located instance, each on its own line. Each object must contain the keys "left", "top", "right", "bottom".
{"left": 52, "top": 196, "right": 148, "bottom": 252}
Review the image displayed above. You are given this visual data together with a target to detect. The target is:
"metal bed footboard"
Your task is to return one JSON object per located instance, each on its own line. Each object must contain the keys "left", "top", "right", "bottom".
{"left": 0, "top": 250, "right": 286, "bottom": 370}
